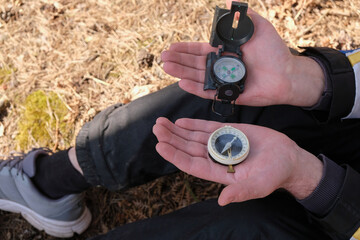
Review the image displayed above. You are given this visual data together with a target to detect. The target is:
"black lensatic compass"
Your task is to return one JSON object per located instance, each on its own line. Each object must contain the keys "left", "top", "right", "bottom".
{"left": 204, "top": 2, "right": 254, "bottom": 117}
{"left": 208, "top": 126, "right": 250, "bottom": 173}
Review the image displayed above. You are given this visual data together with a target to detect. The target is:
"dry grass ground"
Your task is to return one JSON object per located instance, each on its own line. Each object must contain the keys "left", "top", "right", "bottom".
{"left": 0, "top": 0, "right": 359, "bottom": 239}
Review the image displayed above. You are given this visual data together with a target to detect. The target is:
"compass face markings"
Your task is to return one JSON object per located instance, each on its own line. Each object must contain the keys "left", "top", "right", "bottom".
{"left": 213, "top": 57, "right": 246, "bottom": 83}
{"left": 208, "top": 126, "right": 250, "bottom": 166}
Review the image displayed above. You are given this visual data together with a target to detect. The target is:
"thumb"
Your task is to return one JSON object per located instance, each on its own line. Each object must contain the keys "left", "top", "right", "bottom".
{"left": 226, "top": 0, "right": 239, "bottom": 9}
{"left": 218, "top": 179, "right": 272, "bottom": 206}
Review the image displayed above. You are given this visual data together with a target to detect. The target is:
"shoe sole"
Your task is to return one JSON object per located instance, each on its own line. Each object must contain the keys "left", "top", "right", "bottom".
{"left": 0, "top": 199, "right": 92, "bottom": 238}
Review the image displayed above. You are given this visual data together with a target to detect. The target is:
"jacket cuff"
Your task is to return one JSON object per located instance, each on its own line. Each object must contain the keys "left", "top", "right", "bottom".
{"left": 300, "top": 47, "right": 355, "bottom": 123}
{"left": 297, "top": 155, "right": 345, "bottom": 216}
{"left": 313, "top": 166, "right": 360, "bottom": 238}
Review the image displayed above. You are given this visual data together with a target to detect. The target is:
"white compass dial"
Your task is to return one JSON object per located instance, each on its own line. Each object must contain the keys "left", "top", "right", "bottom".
{"left": 213, "top": 57, "right": 246, "bottom": 83}
{"left": 208, "top": 125, "right": 250, "bottom": 166}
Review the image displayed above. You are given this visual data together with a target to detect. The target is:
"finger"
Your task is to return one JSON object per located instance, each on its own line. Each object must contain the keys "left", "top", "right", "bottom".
{"left": 161, "top": 51, "right": 207, "bottom": 70}
{"left": 155, "top": 117, "right": 210, "bottom": 145}
{"left": 155, "top": 142, "right": 232, "bottom": 185}
{"left": 247, "top": 8, "right": 267, "bottom": 27}
{"left": 178, "top": 80, "right": 216, "bottom": 100}
{"left": 247, "top": 7, "right": 256, "bottom": 15}
{"left": 176, "top": 118, "right": 262, "bottom": 144}
{"left": 153, "top": 118, "right": 209, "bottom": 158}
{"left": 163, "top": 62, "right": 204, "bottom": 82}
{"left": 175, "top": 118, "right": 256, "bottom": 149}
{"left": 153, "top": 124, "right": 207, "bottom": 158}
{"left": 169, "top": 42, "right": 217, "bottom": 56}
{"left": 175, "top": 118, "right": 225, "bottom": 133}
{"left": 226, "top": 0, "right": 238, "bottom": 9}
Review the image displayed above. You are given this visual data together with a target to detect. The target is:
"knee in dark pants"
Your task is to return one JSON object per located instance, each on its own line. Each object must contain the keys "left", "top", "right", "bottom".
{"left": 89, "top": 193, "right": 334, "bottom": 240}
{"left": 189, "top": 193, "right": 334, "bottom": 240}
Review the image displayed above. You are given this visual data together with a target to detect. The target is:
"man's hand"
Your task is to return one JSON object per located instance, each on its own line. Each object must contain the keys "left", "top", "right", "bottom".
{"left": 153, "top": 117, "right": 323, "bottom": 205}
{"left": 161, "top": 9, "right": 325, "bottom": 107}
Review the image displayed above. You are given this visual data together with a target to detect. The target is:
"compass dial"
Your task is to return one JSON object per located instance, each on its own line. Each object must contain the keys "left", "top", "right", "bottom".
{"left": 208, "top": 125, "right": 249, "bottom": 166}
{"left": 213, "top": 57, "right": 246, "bottom": 83}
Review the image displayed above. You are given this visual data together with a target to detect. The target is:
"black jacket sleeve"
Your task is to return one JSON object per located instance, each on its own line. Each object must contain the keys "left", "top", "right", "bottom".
{"left": 300, "top": 47, "right": 356, "bottom": 123}
{"left": 314, "top": 166, "right": 360, "bottom": 238}
{"left": 299, "top": 47, "right": 360, "bottom": 238}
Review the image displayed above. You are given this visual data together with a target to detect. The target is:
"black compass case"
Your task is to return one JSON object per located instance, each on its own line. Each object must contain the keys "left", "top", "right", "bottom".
{"left": 204, "top": 2, "right": 254, "bottom": 116}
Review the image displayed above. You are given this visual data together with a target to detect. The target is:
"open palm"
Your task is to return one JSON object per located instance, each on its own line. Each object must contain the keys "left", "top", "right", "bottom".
{"left": 153, "top": 117, "right": 323, "bottom": 205}
{"left": 161, "top": 9, "right": 323, "bottom": 107}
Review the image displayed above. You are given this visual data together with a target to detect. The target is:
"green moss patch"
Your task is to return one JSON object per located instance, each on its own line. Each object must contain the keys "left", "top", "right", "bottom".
{"left": 0, "top": 66, "right": 15, "bottom": 84}
{"left": 16, "top": 90, "right": 70, "bottom": 150}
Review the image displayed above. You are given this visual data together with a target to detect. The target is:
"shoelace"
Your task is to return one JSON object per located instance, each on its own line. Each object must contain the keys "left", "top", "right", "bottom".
{"left": 0, "top": 148, "right": 52, "bottom": 176}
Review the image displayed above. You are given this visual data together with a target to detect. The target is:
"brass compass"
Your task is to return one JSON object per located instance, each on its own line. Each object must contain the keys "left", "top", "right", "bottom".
{"left": 207, "top": 126, "right": 250, "bottom": 173}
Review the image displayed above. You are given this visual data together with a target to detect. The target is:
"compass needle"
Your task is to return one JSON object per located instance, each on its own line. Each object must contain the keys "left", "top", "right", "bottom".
{"left": 221, "top": 136, "right": 237, "bottom": 154}
{"left": 207, "top": 126, "right": 250, "bottom": 173}
{"left": 221, "top": 143, "right": 231, "bottom": 154}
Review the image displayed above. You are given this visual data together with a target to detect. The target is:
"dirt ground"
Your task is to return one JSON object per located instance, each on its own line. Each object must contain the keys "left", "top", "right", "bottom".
{"left": 0, "top": 0, "right": 359, "bottom": 239}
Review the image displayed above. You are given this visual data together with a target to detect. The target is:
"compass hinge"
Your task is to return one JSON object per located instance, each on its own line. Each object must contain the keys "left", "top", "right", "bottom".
{"left": 218, "top": 45, "right": 242, "bottom": 59}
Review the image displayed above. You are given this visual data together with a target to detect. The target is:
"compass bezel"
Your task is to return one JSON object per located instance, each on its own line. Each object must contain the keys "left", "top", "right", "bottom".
{"left": 208, "top": 125, "right": 250, "bottom": 166}
{"left": 212, "top": 56, "right": 246, "bottom": 85}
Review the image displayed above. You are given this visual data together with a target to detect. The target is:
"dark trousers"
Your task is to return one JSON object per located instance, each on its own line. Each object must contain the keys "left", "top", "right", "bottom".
{"left": 76, "top": 83, "right": 360, "bottom": 239}
{"left": 89, "top": 192, "right": 333, "bottom": 240}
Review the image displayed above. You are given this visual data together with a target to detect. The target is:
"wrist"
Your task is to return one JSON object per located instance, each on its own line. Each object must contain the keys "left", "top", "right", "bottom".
{"left": 286, "top": 56, "right": 325, "bottom": 107}
{"left": 297, "top": 155, "right": 346, "bottom": 215}
{"left": 283, "top": 146, "right": 324, "bottom": 199}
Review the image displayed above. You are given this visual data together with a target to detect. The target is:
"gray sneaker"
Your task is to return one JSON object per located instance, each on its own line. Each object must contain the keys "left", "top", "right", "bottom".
{"left": 0, "top": 148, "right": 92, "bottom": 238}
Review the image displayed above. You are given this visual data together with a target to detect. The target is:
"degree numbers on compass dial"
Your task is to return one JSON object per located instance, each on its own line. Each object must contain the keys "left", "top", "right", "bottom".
{"left": 207, "top": 126, "right": 250, "bottom": 166}
{"left": 213, "top": 57, "right": 246, "bottom": 83}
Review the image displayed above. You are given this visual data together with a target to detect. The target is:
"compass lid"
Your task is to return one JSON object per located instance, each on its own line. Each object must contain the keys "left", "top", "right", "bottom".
{"left": 210, "top": 2, "right": 254, "bottom": 53}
